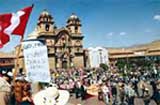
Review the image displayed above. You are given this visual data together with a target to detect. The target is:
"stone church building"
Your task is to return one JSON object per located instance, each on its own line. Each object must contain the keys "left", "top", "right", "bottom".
{"left": 17, "top": 10, "right": 86, "bottom": 69}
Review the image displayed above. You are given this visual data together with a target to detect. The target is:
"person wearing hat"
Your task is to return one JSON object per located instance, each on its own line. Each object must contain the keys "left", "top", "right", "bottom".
{"left": 14, "top": 76, "right": 24, "bottom": 105}
{"left": 33, "top": 86, "right": 70, "bottom": 105}
{"left": 14, "top": 75, "right": 33, "bottom": 105}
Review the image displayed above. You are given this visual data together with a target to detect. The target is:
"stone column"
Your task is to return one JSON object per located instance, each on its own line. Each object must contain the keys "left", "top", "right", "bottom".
{"left": 69, "top": 53, "right": 74, "bottom": 68}
{"left": 55, "top": 52, "right": 62, "bottom": 68}
{"left": 57, "top": 58, "right": 61, "bottom": 68}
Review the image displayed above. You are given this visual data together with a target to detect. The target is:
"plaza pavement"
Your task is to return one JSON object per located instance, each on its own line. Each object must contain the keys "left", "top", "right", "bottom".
{"left": 67, "top": 79, "right": 157, "bottom": 105}
{"left": 67, "top": 95, "right": 157, "bottom": 105}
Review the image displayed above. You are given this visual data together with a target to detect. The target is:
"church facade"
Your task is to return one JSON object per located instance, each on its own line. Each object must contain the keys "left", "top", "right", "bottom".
{"left": 15, "top": 10, "right": 87, "bottom": 70}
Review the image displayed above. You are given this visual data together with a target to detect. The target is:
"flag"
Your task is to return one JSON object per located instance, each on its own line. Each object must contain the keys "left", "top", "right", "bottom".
{"left": 12, "top": 5, "right": 33, "bottom": 36}
{"left": 0, "top": 13, "right": 12, "bottom": 48}
{"left": 0, "top": 5, "right": 33, "bottom": 48}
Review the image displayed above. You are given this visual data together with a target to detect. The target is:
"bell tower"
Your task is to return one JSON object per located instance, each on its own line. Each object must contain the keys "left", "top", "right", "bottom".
{"left": 66, "top": 13, "right": 81, "bottom": 35}
{"left": 37, "top": 9, "right": 56, "bottom": 35}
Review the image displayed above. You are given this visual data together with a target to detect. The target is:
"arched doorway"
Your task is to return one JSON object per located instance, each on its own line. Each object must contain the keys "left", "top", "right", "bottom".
{"left": 62, "top": 60, "right": 67, "bottom": 69}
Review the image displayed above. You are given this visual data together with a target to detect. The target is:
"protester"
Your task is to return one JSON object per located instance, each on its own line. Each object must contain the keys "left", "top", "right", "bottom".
{"left": 0, "top": 73, "right": 12, "bottom": 105}
{"left": 20, "top": 80, "right": 33, "bottom": 105}
{"left": 46, "top": 63, "right": 160, "bottom": 105}
{"left": 14, "top": 75, "right": 34, "bottom": 105}
{"left": 33, "top": 86, "right": 70, "bottom": 105}
{"left": 127, "top": 84, "right": 136, "bottom": 105}
{"left": 0, "top": 61, "right": 158, "bottom": 105}
{"left": 119, "top": 83, "right": 126, "bottom": 105}
{"left": 98, "top": 83, "right": 103, "bottom": 101}
{"left": 80, "top": 82, "right": 87, "bottom": 100}
{"left": 143, "top": 88, "right": 151, "bottom": 105}
{"left": 102, "top": 83, "right": 110, "bottom": 105}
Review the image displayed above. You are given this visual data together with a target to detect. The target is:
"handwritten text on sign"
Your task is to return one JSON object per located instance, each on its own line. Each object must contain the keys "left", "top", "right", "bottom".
{"left": 23, "top": 41, "right": 50, "bottom": 82}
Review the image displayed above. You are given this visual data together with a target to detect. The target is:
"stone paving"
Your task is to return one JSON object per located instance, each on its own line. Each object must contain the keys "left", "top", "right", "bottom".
{"left": 67, "top": 95, "right": 157, "bottom": 105}
{"left": 67, "top": 81, "right": 158, "bottom": 105}
{"left": 67, "top": 95, "right": 105, "bottom": 105}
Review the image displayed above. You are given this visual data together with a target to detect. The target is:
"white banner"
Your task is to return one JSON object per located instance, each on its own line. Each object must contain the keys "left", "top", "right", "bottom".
{"left": 23, "top": 40, "right": 50, "bottom": 82}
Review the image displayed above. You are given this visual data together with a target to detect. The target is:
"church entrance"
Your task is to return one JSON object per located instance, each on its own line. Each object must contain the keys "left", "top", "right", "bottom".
{"left": 62, "top": 60, "right": 67, "bottom": 69}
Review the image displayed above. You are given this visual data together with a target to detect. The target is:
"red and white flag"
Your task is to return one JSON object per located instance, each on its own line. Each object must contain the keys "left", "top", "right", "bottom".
{"left": 0, "top": 5, "right": 33, "bottom": 48}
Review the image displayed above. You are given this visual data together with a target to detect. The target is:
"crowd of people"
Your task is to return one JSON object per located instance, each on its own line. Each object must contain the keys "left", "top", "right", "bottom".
{"left": 0, "top": 70, "right": 34, "bottom": 105}
{"left": 0, "top": 63, "right": 160, "bottom": 105}
{"left": 50, "top": 64, "right": 160, "bottom": 105}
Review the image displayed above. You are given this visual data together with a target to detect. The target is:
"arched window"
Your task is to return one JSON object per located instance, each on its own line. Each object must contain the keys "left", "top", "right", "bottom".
{"left": 75, "top": 26, "right": 78, "bottom": 33}
{"left": 45, "top": 24, "right": 50, "bottom": 31}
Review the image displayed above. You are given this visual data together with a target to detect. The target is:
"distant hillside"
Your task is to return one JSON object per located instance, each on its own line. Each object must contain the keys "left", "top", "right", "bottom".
{"left": 128, "top": 40, "right": 160, "bottom": 49}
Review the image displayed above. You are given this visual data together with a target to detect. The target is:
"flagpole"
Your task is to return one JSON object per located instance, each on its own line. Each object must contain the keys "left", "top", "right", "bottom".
{"left": 13, "top": 36, "right": 24, "bottom": 82}
{"left": 13, "top": 4, "right": 34, "bottom": 82}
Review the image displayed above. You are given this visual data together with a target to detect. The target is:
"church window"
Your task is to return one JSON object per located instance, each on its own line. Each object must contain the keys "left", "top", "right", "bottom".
{"left": 45, "top": 24, "right": 50, "bottom": 31}
{"left": 75, "top": 40, "right": 81, "bottom": 46}
{"left": 75, "top": 26, "right": 78, "bottom": 33}
{"left": 48, "top": 48, "right": 50, "bottom": 52}
{"left": 77, "top": 47, "right": 80, "bottom": 52}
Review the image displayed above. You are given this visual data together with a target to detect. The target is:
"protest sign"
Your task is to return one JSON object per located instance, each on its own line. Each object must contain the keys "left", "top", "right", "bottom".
{"left": 23, "top": 40, "right": 50, "bottom": 82}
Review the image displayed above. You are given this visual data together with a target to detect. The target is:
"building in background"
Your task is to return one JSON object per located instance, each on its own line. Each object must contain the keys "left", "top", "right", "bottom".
{"left": 2, "top": 39, "right": 160, "bottom": 72}
{"left": 108, "top": 40, "right": 160, "bottom": 69}
{"left": 15, "top": 10, "right": 86, "bottom": 71}
{"left": 0, "top": 52, "right": 15, "bottom": 72}
{"left": 1, "top": 10, "right": 160, "bottom": 72}
{"left": 88, "top": 47, "right": 109, "bottom": 68}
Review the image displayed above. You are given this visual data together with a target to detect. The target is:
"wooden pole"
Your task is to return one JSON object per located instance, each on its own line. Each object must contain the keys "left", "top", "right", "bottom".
{"left": 13, "top": 4, "right": 34, "bottom": 81}
{"left": 13, "top": 36, "right": 24, "bottom": 82}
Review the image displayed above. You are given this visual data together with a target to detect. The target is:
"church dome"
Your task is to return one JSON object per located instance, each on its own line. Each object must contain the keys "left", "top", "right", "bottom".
{"left": 70, "top": 13, "right": 78, "bottom": 19}
{"left": 38, "top": 9, "right": 54, "bottom": 25}
{"left": 67, "top": 13, "right": 80, "bottom": 23}
{"left": 40, "top": 9, "right": 50, "bottom": 17}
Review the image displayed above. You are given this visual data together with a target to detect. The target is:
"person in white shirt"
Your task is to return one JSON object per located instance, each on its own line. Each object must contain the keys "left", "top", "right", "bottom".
{"left": 102, "top": 83, "right": 110, "bottom": 105}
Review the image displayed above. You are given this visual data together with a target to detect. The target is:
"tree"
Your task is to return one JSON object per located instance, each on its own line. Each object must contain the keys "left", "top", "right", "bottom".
{"left": 99, "top": 63, "right": 108, "bottom": 71}
{"left": 116, "top": 59, "right": 126, "bottom": 71}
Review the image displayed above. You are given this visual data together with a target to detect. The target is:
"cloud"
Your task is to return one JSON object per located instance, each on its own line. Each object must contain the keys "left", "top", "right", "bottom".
{"left": 107, "top": 32, "right": 114, "bottom": 36}
{"left": 145, "top": 29, "right": 152, "bottom": 33}
{"left": 153, "top": 15, "right": 160, "bottom": 21}
{"left": 89, "top": 43, "right": 93, "bottom": 46}
{"left": 119, "top": 32, "right": 126, "bottom": 36}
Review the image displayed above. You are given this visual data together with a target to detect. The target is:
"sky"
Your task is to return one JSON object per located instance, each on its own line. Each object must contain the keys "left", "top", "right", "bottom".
{"left": 0, "top": 0, "right": 160, "bottom": 52}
